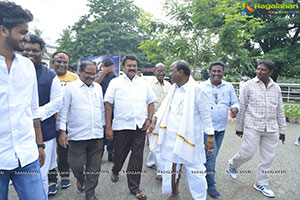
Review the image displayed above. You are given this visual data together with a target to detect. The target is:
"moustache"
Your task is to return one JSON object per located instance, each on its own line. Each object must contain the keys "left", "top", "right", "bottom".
{"left": 128, "top": 69, "right": 136, "bottom": 72}
{"left": 87, "top": 77, "right": 95, "bottom": 81}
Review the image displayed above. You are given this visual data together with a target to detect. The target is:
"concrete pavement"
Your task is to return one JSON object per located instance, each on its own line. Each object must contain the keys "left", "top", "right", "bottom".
{"left": 8, "top": 122, "right": 300, "bottom": 200}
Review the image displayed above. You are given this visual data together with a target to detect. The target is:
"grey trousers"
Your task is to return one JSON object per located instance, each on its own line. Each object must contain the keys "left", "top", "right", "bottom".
{"left": 68, "top": 139, "right": 104, "bottom": 196}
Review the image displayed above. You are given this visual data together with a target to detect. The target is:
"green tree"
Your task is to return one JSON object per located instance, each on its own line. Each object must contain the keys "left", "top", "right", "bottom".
{"left": 250, "top": 0, "right": 300, "bottom": 81}
{"left": 57, "top": 0, "right": 152, "bottom": 67}
{"left": 139, "top": 0, "right": 217, "bottom": 78}
{"left": 193, "top": 0, "right": 300, "bottom": 81}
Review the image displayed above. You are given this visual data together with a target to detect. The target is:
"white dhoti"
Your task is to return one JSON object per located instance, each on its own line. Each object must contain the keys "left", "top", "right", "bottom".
{"left": 161, "top": 157, "right": 207, "bottom": 200}
{"left": 40, "top": 138, "right": 58, "bottom": 196}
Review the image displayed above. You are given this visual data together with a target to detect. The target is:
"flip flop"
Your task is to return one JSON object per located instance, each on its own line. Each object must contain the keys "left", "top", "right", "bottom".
{"left": 131, "top": 189, "right": 147, "bottom": 200}
{"left": 111, "top": 174, "right": 119, "bottom": 183}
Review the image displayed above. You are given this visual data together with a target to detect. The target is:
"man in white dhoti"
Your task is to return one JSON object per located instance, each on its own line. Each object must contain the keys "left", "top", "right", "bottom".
{"left": 147, "top": 60, "right": 214, "bottom": 200}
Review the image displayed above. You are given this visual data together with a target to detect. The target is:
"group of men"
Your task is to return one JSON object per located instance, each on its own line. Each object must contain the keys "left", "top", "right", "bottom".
{"left": 0, "top": 1, "right": 287, "bottom": 200}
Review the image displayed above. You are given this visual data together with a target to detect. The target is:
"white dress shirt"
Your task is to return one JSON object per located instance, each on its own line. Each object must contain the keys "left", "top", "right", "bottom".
{"left": 200, "top": 80, "right": 239, "bottom": 131}
{"left": 38, "top": 76, "right": 63, "bottom": 121}
{"left": 57, "top": 79, "right": 105, "bottom": 141}
{"left": 104, "top": 75, "right": 157, "bottom": 130}
{"left": 161, "top": 84, "right": 214, "bottom": 164}
{"left": 0, "top": 54, "right": 39, "bottom": 170}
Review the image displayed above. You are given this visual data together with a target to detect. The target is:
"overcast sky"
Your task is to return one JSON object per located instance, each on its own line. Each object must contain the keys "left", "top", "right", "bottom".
{"left": 11, "top": 0, "right": 167, "bottom": 46}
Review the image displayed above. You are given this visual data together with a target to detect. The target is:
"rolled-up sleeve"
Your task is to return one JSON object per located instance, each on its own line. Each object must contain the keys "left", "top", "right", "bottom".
{"left": 146, "top": 83, "right": 157, "bottom": 104}
{"left": 38, "top": 76, "right": 63, "bottom": 121}
{"left": 104, "top": 79, "right": 115, "bottom": 104}
{"left": 57, "top": 84, "right": 72, "bottom": 131}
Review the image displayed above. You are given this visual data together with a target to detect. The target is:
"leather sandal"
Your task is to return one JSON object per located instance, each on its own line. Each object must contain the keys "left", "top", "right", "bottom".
{"left": 131, "top": 189, "right": 147, "bottom": 200}
{"left": 77, "top": 180, "right": 85, "bottom": 193}
{"left": 111, "top": 174, "right": 119, "bottom": 183}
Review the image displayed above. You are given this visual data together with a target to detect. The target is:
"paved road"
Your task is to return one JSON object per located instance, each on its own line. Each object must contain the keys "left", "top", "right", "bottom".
{"left": 8, "top": 122, "right": 300, "bottom": 200}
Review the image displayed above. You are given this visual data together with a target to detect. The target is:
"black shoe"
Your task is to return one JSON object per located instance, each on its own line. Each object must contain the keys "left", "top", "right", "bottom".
{"left": 48, "top": 183, "right": 57, "bottom": 196}
{"left": 60, "top": 178, "right": 71, "bottom": 189}
{"left": 207, "top": 188, "right": 220, "bottom": 198}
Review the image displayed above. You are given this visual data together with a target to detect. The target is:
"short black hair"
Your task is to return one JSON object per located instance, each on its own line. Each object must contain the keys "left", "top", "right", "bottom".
{"left": 0, "top": 1, "right": 33, "bottom": 30}
{"left": 102, "top": 57, "right": 114, "bottom": 67}
{"left": 257, "top": 60, "right": 274, "bottom": 71}
{"left": 209, "top": 61, "right": 225, "bottom": 72}
{"left": 122, "top": 54, "right": 139, "bottom": 67}
{"left": 27, "top": 34, "right": 46, "bottom": 50}
{"left": 80, "top": 60, "right": 95, "bottom": 71}
{"left": 173, "top": 60, "right": 191, "bottom": 76}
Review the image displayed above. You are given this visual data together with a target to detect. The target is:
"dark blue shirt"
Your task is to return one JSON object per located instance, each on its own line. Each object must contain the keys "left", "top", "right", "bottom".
{"left": 101, "top": 74, "right": 116, "bottom": 96}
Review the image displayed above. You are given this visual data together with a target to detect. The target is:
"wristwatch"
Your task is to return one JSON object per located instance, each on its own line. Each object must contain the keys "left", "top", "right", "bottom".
{"left": 37, "top": 144, "right": 45, "bottom": 149}
{"left": 146, "top": 118, "right": 152, "bottom": 123}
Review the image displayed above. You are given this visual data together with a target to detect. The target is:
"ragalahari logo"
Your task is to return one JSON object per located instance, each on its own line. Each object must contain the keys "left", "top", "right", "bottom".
{"left": 241, "top": 2, "right": 255, "bottom": 15}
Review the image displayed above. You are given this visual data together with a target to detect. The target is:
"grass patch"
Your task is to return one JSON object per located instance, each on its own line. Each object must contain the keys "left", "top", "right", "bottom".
{"left": 284, "top": 102, "right": 300, "bottom": 122}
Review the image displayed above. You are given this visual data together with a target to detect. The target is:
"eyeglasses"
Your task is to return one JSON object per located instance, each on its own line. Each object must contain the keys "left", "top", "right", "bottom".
{"left": 213, "top": 92, "right": 218, "bottom": 104}
{"left": 83, "top": 70, "right": 97, "bottom": 76}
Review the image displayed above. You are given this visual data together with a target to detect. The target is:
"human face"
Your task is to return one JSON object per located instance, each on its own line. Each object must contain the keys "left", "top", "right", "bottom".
{"left": 256, "top": 64, "right": 272, "bottom": 82}
{"left": 154, "top": 66, "right": 166, "bottom": 83}
{"left": 209, "top": 65, "right": 224, "bottom": 86}
{"left": 53, "top": 58, "right": 69, "bottom": 76}
{"left": 122, "top": 59, "right": 138, "bottom": 80}
{"left": 170, "top": 64, "right": 180, "bottom": 85}
{"left": 5, "top": 23, "right": 29, "bottom": 52}
{"left": 79, "top": 64, "right": 97, "bottom": 86}
{"left": 22, "top": 43, "right": 42, "bottom": 67}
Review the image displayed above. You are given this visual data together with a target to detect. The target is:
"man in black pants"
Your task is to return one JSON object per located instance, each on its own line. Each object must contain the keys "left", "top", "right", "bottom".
{"left": 48, "top": 51, "right": 79, "bottom": 195}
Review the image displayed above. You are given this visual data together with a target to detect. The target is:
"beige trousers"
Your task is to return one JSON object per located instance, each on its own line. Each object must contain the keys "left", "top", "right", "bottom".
{"left": 230, "top": 127, "right": 279, "bottom": 185}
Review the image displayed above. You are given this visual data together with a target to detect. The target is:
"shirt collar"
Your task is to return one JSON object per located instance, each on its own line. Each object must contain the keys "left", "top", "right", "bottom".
{"left": 176, "top": 81, "right": 188, "bottom": 92}
{"left": 153, "top": 77, "right": 164, "bottom": 85}
{"left": 77, "top": 78, "right": 94, "bottom": 88}
{"left": 123, "top": 74, "right": 138, "bottom": 82}
{"left": 254, "top": 76, "right": 274, "bottom": 88}
{"left": 209, "top": 79, "right": 224, "bottom": 88}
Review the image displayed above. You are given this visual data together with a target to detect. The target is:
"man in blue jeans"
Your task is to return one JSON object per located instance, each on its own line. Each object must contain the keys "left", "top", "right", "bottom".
{"left": 200, "top": 61, "right": 239, "bottom": 198}
{"left": 0, "top": 1, "right": 46, "bottom": 200}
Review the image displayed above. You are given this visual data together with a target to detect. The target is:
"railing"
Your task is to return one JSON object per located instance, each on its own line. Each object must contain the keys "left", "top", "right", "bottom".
{"left": 231, "top": 82, "right": 300, "bottom": 103}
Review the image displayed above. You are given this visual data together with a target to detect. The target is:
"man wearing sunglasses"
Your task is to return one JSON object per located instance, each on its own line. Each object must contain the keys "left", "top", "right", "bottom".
{"left": 200, "top": 61, "right": 239, "bottom": 198}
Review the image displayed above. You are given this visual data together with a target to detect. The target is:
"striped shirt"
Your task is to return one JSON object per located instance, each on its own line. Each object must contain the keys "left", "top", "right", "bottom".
{"left": 236, "top": 77, "right": 286, "bottom": 134}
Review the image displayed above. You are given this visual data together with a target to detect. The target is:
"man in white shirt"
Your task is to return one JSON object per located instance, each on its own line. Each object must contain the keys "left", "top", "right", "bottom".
{"left": 22, "top": 34, "right": 63, "bottom": 198}
{"left": 146, "top": 63, "right": 171, "bottom": 180}
{"left": 104, "top": 55, "right": 156, "bottom": 200}
{"left": 0, "top": 2, "right": 46, "bottom": 200}
{"left": 147, "top": 60, "right": 214, "bottom": 200}
{"left": 57, "top": 61, "right": 105, "bottom": 200}
{"left": 200, "top": 61, "right": 239, "bottom": 198}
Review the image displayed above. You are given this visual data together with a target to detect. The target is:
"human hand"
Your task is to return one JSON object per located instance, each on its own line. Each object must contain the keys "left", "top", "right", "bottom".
{"left": 106, "top": 126, "right": 113, "bottom": 141}
{"left": 58, "top": 130, "right": 68, "bottom": 148}
{"left": 230, "top": 108, "right": 238, "bottom": 118}
{"left": 236, "top": 131, "right": 243, "bottom": 138}
{"left": 38, "top": 148, "right": 45, "bottom": 167}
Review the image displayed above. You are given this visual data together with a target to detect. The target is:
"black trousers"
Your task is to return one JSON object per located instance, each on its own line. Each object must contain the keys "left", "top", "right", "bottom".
{"left": 112, "top": 128, "right": 146, "bottom": 192}
{"left": 48, "top": 131, "right": 70, "bottom": 183}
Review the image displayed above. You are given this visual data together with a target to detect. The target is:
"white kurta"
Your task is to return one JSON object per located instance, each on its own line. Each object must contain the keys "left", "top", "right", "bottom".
{"left": 156, "top": 80, "right": 214, "bottom": 200}
{"left": 161, "top": 84, "right": 214, "bottom": 165}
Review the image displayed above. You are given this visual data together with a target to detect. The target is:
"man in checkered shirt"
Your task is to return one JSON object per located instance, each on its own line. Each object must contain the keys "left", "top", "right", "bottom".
{"left": 228, "top": 60, "right": 286, "bottom": 198}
